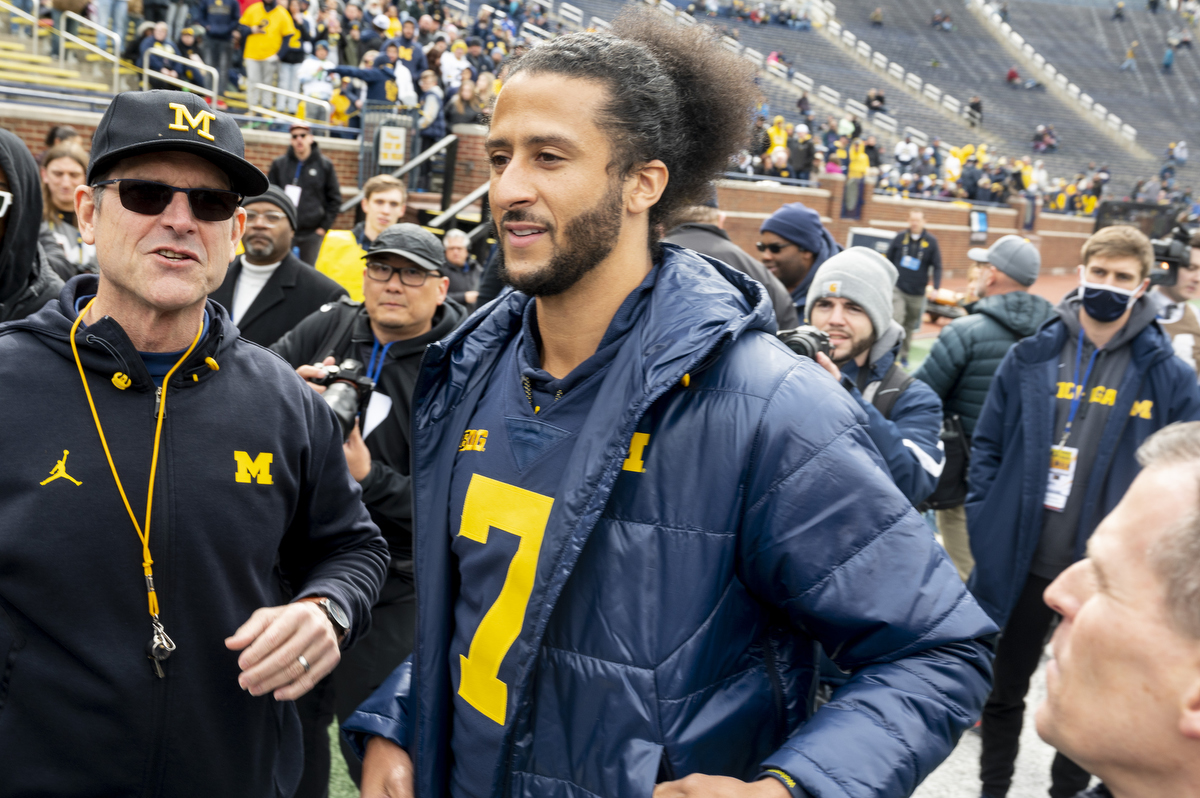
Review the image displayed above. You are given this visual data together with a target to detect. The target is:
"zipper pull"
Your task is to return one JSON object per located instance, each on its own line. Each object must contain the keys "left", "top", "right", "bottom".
{"left": 154, "top": 386, "right": 163, "bottom": 418}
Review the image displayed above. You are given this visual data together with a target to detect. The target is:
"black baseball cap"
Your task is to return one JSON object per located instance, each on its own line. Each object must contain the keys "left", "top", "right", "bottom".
{"left": 87, "top": 90, "right": 269, "bottom": 197}
{"left": 364, "top": 223, "right": 443, "bottom": 271}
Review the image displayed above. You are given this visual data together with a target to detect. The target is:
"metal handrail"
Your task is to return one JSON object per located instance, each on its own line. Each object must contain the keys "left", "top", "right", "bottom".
{"left": 52, "top": 17, "right": 123, "bottom": 93}
{"left": 61, "top": 10, "right": 118, "bottom": 62}
{"left": 428, "top": 180, "right": 488, "bottom": 228}
{"left": 253, "top": 83, "right": 333, "bottom": 120}
{"left": 0, "top": 0, "right": 41, "bottom": 55}
{"left": 339, "top": 133, "right": 458, "bottom": 212}
{"left": 141, "top": 47, "right": 217, "bottom": 100}
{"left": 0, "top": 84, "right": 114, "bottom": 110}
{"left": 246, "top": 105, "right": 317, "bottom": 127}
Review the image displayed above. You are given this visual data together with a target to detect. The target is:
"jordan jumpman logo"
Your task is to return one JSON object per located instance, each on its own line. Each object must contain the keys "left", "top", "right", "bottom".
{"left": 40, "top": 450, "right": 82, "bottom": 486}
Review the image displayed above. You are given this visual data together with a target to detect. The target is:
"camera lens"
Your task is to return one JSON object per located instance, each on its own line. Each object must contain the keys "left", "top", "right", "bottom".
{"left": 324, "top": 383, "right": 361, "bottom": 442}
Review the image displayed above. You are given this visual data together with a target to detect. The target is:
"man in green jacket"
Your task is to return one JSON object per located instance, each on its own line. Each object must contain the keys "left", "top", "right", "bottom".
{"left": 914, "top": 235, "right": 1053, "bottom": 579}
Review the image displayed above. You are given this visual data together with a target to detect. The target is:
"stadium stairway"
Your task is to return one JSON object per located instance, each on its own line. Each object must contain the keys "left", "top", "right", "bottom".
{"left": 561, "top": 0, "right": 995, "bottom": 161}
{"left": 825, "top": 0, "right": 1157, "bottom": 189}
{"left": 1002, "top": 0, "right": 1198, "bottom": 190}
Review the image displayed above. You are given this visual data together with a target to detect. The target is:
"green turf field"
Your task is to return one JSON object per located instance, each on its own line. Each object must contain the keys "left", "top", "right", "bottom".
{"left": 329, "top": 722, "right": 358, "bottom": 798}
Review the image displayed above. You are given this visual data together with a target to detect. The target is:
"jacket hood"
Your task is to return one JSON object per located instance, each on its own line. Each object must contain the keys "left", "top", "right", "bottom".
{"left": 1056, "top": 288, "right": 1159, "bottom": 350}
{"left": 974, "top": 290, "right": 1055, "bottom": 338}
{"left": 6, "top": 275, "right": 242, "bottom": 393}
{"left": 417, "top": 244, "right": 774, "bottom": 423}
{"left": 0, "top": 129, "right": 45, "bottom": 305}
{"left": 866, "top": 319, "right": 905, "bottom": 369}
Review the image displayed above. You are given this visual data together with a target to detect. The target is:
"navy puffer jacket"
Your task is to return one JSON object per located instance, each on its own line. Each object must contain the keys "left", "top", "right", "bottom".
{"left": 344, "top": 246, "right": 997, "bottom": 798}
{"left": 914, "top": 291, "right": 1055, "bottom": 436}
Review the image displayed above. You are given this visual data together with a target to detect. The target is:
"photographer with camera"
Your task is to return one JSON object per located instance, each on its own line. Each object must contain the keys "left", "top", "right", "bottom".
{"left": 271, "top": 222, "right": 466, "bottom": 796}
{"left": 1150, "top": 228, "right": 1200, "bottom": 376}
{"left": 790, "top": 247, "right": 945, "bottom": 505}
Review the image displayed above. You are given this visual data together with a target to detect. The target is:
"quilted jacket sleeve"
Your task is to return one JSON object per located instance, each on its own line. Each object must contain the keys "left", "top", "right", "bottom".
{"left": 844, "top": 376, "right": 944, "bottom": 505}
{"left": 964, "top": 347, "right": 1016, "bottom": 510}
{"left": 742, "top": 359, "right": 997, "bottom": 798}
{"left": 341, "top": 658, "right": 413, "bottom": 758}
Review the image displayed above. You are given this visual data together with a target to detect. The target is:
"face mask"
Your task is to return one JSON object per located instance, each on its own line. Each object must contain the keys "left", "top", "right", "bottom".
{"left": 1080, "top": 279, "right": 1140, "bottom": 323}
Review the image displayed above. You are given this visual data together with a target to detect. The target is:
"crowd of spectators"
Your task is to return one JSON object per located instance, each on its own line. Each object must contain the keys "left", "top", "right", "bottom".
{"left": 16, "top": 0, "right": 553, "bottom": 137}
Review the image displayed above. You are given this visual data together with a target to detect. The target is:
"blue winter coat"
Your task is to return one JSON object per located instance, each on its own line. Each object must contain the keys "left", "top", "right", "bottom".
{"left": 344, "top": 246, "right": 997, "bottom": 798}
{"left": 838, "top": 324, "right": 945, "bottom": 505}
{"left": 966, "top": 313, "right": 1200, "bottom": 626}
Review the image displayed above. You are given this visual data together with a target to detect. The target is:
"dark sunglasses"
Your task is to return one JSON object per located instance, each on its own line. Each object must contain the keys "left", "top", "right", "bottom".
{"left": 755, "top": 241, "right": 796, "bottom": 254}
{"left": 366, "top": 261, "right": 433, "bottom": 286}
{"left": 92, "top": 179, "right": 244, "bottom": 222}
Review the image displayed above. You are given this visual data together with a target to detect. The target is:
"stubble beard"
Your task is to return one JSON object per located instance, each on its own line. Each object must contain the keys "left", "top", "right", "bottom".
{"left": 495, "top": 179, "right": 624, "bottom": 298}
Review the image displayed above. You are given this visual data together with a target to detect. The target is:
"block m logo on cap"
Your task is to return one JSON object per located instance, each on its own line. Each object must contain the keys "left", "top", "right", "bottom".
{"left": 168, "top": 102, "right": 216, "bottom": 142}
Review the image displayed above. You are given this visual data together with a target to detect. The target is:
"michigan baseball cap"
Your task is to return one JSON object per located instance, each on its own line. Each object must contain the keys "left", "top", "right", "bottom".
{"left": 364, "top": 223, "right": 444, "bottom": 271}
{"left": 968, "top": 235, "right": 1041, "bottom": 286}
{"left": 87, "top": 90, "right": 269, "bottom": 197}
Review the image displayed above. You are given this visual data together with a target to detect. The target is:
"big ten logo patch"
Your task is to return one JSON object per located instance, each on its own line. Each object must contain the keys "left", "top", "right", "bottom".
{"left": 234, "top": 451, "right": 274, "bottom": 484}
{"left": 460, "top": 429, "right": 488, "bottom": 452}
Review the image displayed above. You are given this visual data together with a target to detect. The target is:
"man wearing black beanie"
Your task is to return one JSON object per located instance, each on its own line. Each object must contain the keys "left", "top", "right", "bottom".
{"left": 210, "top": 184, "right": 347, "bottom": 347}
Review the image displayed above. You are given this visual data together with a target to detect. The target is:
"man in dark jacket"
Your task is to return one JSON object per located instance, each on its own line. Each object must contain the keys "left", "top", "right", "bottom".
{"left": 194, "top": 0, "right": 239, "bottom": 100}
{"left": 663, "top": 202, "right": 799, "bottom": 329}
{"left": 787, "top": 132, "right": 816, "bottom": 180}
{"left": 0, "top": 128, "right": 63, "bottom": 323}
{"left": 343, "top": 15, "right": 995, "bottom": 798}
{"left": 758, "top": 201, "right": 842, "bottom": 320}
{"left": 886, "top": 209, "right": 942, "bottom": 365}
{"left": 806, "top": 247, "right": 945, "bottom": 505}
{"left": 272, "top": 223, "right": 466, "bottom": 795}
{"left": 385, "top": 17, "right": 427, "bottom": 86}
{"left": 915, "top": 235, "right": 1053, "bottom": 580}
{"left": 439, "top": 227, "right": 484, "bottom": 311}
{"left": 209, "top": 185, "right": 347, "bottom": 347}
{"left": 267, "top": 123, "right": 345, "bottom": 265}
{"left": 967, "top": 224, "right": 1200, "bottom": 798}
{"left": 0, "top": 90, "right": 389, "bottom": 797}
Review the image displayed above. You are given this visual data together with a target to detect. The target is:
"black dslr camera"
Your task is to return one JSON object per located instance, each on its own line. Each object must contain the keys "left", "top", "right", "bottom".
{"left": 777, "top": 325, "right": 834, "bottom": 360}
{"left": 308, "top": 359, "right": 376, "bottom": 441}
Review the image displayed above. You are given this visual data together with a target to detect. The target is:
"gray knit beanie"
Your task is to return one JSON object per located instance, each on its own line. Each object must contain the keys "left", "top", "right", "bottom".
{"left": 805, "top": 246, "right": 899, "bottom": 337}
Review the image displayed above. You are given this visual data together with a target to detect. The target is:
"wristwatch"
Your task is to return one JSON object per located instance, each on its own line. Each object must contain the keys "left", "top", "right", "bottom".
{"left": 316, "top": 597, "right": 350, "bottom": 643}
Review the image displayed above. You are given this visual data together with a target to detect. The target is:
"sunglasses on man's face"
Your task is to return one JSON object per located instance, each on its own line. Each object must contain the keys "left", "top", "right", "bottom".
{"left": 755, "top": 241, "right": 795, "bottom": 254}
{"left": 92, "top": 179, "right": 244, "bottom": 222}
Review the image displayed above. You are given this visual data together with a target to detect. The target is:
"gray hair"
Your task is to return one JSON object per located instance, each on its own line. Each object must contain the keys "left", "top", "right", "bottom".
{"left": 443, "top": 228, "right": 470, "bottom": 248}
{"left": 1135, "top": 422, "right": 1200, "bottom": 639}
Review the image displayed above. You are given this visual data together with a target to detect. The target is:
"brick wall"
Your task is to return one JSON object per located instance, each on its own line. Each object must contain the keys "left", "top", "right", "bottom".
{"left": 0, "top": 101, "right": 1098, "bottom": 265}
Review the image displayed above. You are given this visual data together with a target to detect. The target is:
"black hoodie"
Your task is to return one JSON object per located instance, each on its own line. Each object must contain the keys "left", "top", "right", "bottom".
{"left": 272, "top": 296, "right": 468, "bottom": 570}
{"left": 0, "top": 276, "right": 388, "bottom": 796}
{"left": 0, "top": 128, "right": 63, "bottom": 322}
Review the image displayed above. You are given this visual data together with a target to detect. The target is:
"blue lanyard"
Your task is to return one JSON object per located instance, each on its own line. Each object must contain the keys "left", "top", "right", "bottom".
{"left": 1061, "top": 332, "right": 1099, "bottom": 446}
{"left": 365, "top": 339, "right": 394, "bottom": 384}
{"left": 292, "top": 161, "right": 303, "bottom": 184}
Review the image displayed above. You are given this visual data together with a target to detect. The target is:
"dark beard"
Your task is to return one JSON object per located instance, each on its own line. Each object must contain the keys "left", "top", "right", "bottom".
{"left": 495, "top": 179, "right": 624, "bottom": 297}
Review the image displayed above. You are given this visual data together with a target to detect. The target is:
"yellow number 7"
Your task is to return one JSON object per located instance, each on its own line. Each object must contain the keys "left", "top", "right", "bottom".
{"left": 457, "top": 474, "right": 554, "bottom": 725}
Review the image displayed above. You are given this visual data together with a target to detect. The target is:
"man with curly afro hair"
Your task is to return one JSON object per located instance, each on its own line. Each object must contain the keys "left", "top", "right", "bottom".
{"left": 343, "top": 9, "right": 997, "bottom": 798}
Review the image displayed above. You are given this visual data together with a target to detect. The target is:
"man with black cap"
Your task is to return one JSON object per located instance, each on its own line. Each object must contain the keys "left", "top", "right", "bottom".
{"left": 272, "top": 222, "right": 466, "bottom": 794}
{"left": 210, "top": 184, "right": 348, "bottom": 347}
{"left": 0, "top": 90, "right": 388, "bottom": 797}
{"left": 915, "top": 235, "right": 1054, "bottom": 580}
{"left": 267, "top": 122, "right": 344, "bottom": 265}
{"left": 385, "top": 16, "right": 427, "bottom": 87}
{"left": 757, "top": 201, "right": 842, "bottom": 319}
{"left": 0, "top": 128, "right": 64, "bottom": 322}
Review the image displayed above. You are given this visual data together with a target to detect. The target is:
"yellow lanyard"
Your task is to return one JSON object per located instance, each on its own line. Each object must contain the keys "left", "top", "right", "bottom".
{"left": 69, "top": 298, "right": 204, "bottom": 675}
